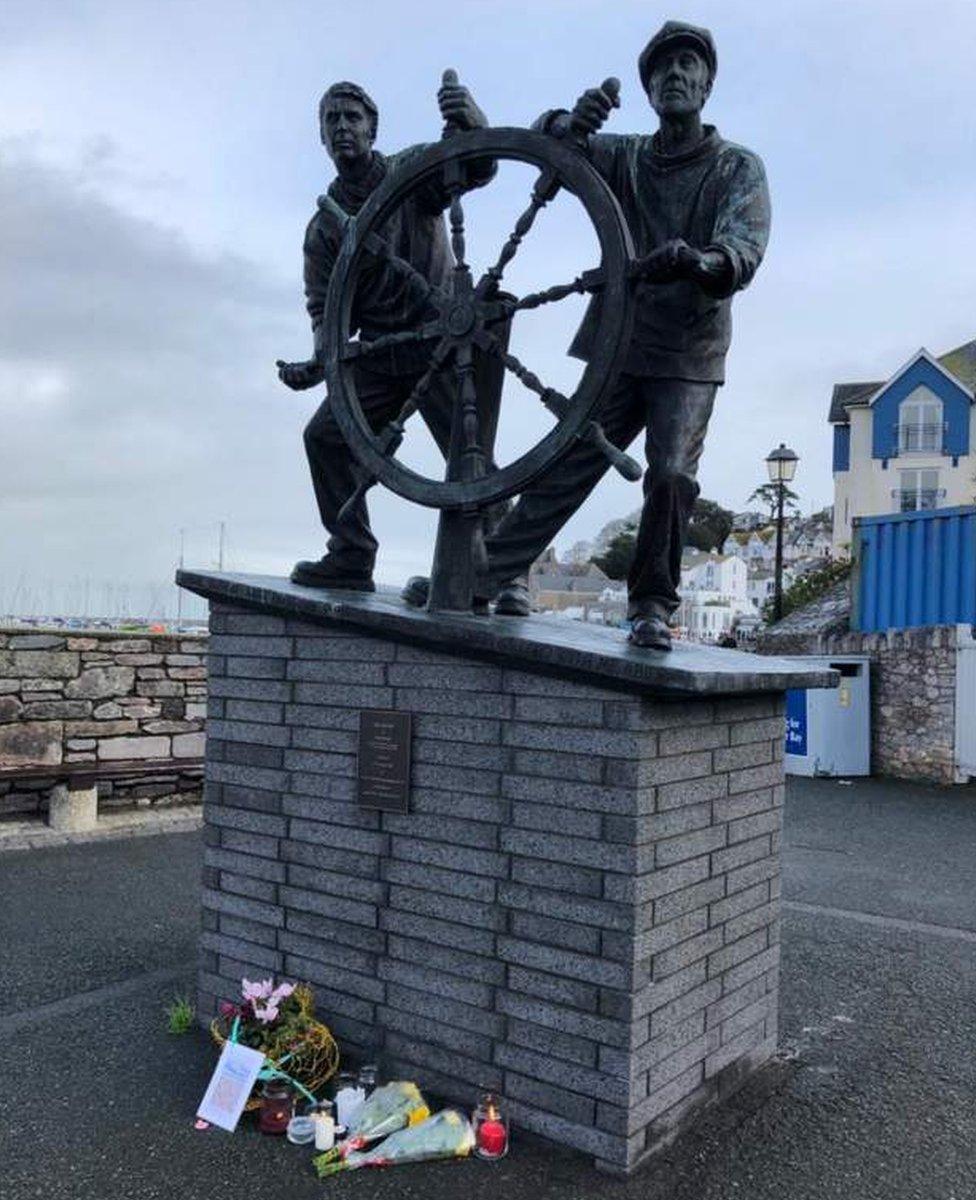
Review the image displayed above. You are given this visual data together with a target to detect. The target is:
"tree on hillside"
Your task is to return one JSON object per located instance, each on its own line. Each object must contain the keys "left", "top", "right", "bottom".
{"left": 591, "top": 526, "right": 636, "bottom": 580}
{"left": 762, "top": 558, "right": 851, "bottom": 624}
{"left": 562, "top": 540, "right": 593, "bottom": 567}
{"left": 686, "top": 498, "right": 734, "bottom": 553}
{"left": 748, "top": 482, "right": 800, "bottom": 522}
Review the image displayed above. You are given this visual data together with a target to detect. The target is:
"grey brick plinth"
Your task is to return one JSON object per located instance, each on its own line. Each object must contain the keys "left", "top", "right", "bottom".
{"left": 188, "top": 584, "right": 816, "bottom": 1175}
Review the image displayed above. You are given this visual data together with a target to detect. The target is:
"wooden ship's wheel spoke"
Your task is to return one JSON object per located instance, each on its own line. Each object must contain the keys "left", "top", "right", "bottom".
{"left": 475, "top": 168, "right": 561, "bottom": 297}
{"left": 339, "top": 321, "right": 443, "bottom": 361}
{"left": 508, "top": 267, "right": 605, "bottom": 313}
{"left": 477, "top": 330, "right": 642, "bottom": 483}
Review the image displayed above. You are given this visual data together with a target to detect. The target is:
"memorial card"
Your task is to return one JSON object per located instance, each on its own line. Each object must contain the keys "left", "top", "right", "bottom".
{"left": 196, "top": 1040, "right": 265, "bottom": 1132}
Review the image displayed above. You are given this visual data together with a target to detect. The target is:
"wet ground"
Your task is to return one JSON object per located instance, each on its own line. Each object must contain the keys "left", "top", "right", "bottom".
{"left": 2, "top": 775, "right": 974, "bottom": 1199}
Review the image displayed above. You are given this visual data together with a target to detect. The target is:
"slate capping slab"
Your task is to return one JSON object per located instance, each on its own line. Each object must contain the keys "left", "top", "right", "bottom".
{"left": 177, "top": 572, "right": 837, "bottom": 698}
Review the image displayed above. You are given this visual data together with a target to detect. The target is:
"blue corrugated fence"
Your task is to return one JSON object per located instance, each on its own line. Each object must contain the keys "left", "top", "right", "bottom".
{"left": 853, "top": 505, "right": 976, "bottom": 631}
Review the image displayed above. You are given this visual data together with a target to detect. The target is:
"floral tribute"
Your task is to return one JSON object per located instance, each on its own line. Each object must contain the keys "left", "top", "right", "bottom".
{"left": 211, "top": 977, "right": 340, "bottom": 1105}
{"left": 220, "top": 978, "right": 302, "bottom": 1043}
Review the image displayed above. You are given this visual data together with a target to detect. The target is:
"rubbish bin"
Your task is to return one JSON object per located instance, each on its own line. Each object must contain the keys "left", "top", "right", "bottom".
{"left": 784, "top": 654, "right": 870, "bottom": 777}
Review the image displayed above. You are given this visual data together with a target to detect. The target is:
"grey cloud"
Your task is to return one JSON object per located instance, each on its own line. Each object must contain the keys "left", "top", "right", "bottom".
{"left": 0, "top": 142, "right": 317, "bottom": 611}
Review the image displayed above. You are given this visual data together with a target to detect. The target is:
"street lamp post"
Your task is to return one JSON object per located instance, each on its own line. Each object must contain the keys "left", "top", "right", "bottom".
{"left": 765, "top": 443, "right": 799, "bottom": 623}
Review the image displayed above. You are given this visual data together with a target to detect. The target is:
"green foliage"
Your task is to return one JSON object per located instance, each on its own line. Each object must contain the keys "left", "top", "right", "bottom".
{"left": 748, "top": 481, "right": 800, "bottom": 521}
{"left": 687, "top": 498, "right": 735, "bottom": 553}
{"left": 591, "top": 496, "right": 734, "bottom": 580}
{"left": 762, "top": 558, "right": 851, "bottom": 624}
{"left": 164, "top": 995, "right": 195, "bottom": 1035}
{"left": 591, "top": 525, "right": 636, "bottom": 580}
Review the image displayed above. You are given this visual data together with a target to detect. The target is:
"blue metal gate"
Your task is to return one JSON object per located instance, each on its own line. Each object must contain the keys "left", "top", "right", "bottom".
{"left": 852, "top": 506, "right": 976, "bottom": 632}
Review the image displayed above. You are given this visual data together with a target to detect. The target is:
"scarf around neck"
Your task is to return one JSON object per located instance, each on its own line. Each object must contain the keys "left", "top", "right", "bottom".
{"left": 327, "top": 151, "right": 388, "bottom": 215}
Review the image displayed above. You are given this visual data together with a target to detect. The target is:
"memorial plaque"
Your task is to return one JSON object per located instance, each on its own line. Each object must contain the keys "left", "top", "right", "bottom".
{"left": 358, "top": 709, "right": 412, "bottom": 812}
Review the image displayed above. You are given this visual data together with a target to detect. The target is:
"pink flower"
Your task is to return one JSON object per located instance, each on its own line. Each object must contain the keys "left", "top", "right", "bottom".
{"left": 256, "top": 1002, "right": 280, "bottom": 1025}
{"left": 219, "top": 1000, "right": 238, "bottom": 1018}
{"left": 270, "top": 982, "right": 295, "bottom": 1004}
{"left": 241, "top": 977, "right": 274, "bottom": 1002}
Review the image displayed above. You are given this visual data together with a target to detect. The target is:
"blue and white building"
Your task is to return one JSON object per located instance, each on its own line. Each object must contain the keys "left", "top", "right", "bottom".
{"left": 829, "top": 338, "right": 976, "bottom": 554}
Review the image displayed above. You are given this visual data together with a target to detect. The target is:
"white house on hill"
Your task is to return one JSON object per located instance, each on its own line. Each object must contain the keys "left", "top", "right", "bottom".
{"left": 677, "top": 550, "right": 750, "bottom": 642}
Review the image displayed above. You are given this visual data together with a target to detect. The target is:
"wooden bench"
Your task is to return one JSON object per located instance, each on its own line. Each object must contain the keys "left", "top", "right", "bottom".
{"left": 0, "top": 757, "right": 204, "bottom": 831}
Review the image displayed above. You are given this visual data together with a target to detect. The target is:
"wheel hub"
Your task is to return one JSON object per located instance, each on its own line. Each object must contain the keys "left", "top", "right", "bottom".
{"left": 446, "top": 300, "right": 477, "bottom": 337}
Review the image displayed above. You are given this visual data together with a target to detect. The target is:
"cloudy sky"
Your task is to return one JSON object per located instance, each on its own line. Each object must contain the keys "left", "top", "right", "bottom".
{"left": 1, "top": 0, "right": 974, "bottom": 618}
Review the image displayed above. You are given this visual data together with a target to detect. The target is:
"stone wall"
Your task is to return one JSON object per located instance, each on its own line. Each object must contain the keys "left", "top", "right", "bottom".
{"left": 760, "top": 623, "right": 960, "bottom": 785}
{"left": 0, "top": 628, "right": 207, "bottom": 818}
{"left": 198, "top": 602, "right": 784, "bottom": 1174}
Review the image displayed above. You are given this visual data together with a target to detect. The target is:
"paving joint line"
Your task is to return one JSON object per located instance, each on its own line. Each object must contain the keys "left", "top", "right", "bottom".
{"left": 0, "top": 961, "right": 198, "bottom": 1036}
{"left": 783, "top": 899, "right": 976, "bottom": 945}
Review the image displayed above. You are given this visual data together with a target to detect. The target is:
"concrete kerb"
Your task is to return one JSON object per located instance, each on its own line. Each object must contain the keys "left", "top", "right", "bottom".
{"left": 0, "top": 803, "right": 202, "bottom": 852}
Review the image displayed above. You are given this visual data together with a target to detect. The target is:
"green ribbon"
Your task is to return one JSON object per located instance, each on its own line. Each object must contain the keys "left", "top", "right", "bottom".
{"left": 228, "top": 1018, "right": 318, "bottom": 1106}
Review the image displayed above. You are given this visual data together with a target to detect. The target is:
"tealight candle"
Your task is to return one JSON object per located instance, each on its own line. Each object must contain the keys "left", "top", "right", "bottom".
{"left": 473, "top": 1092, "right": 509, "bottom": 1160}
{"left": 313, "top": 1103, "right": 336, "bottom": 1152}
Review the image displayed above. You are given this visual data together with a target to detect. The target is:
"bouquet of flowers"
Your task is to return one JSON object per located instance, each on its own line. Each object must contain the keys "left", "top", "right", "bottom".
{"left": 315, "top": 1110, "right": 475, "bottom": 1178}
{"left": 313, "top": 1081, "right": 430, "bottom": 1169}
{"left": 210, "top": 978, "right": 339, "bottom": 1106}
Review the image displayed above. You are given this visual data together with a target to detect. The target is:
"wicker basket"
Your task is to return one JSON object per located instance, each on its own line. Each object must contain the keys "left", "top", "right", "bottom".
{"left": 210, "top": 984, "right": 340, "bottom": 1109}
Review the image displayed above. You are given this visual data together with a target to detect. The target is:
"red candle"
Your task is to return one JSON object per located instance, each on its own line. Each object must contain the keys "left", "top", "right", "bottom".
{"left": 477, "top": 1118, "right": 507, "bottom": 1157}
{"left": 258, "top": 1083, "right": 293, "bottom": 1135}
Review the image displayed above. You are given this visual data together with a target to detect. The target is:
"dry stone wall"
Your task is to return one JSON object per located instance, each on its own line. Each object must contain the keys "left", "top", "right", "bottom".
{"left": 0, "top": 628, "right": 207, "bottom": 818}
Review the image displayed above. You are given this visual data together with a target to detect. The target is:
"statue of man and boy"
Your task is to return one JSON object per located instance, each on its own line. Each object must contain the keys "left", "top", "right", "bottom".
{"left": 278, "top": 20, "right": 771, "bottom": 651}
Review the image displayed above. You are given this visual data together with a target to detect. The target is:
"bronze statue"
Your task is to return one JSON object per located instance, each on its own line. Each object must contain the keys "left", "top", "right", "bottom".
{"left": 492, "top": 22, "right": 770, "bottom": 648}
{"left": 279, "top": 22, "right": 770, "bottom": 652}
{"left": 277, "top": 77, "right": 493, "bottom": 590}
{"left": 466, "top": 21, "right": 771, "bottom": 648}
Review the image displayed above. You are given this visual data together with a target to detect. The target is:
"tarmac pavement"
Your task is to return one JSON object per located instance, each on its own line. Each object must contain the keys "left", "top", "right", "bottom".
{"left": 2, "top": 775, "right": 975, "bottom": 1199}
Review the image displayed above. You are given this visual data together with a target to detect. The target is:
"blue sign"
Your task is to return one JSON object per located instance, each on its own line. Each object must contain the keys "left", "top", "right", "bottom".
{"left": 785, "top": 688, "right": 807, "bottom": 757}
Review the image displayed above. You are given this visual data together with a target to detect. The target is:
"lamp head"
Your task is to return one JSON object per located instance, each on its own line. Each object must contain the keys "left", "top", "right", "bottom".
{"left": 766, "top": 443, "right": 799, "bottom": 484}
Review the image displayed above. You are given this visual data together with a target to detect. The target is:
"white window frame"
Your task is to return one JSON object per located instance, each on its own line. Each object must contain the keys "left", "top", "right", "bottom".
{"left": 898, "top": 467, "right": 940, "bottom": 512}
{"left": 898, "top": 390, "right": 943, "bottom": 455}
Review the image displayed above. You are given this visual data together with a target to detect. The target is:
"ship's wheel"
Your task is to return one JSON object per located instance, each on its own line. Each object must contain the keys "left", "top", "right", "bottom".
{"left": 322, "top": 120, "right": 639, "bottom": 610}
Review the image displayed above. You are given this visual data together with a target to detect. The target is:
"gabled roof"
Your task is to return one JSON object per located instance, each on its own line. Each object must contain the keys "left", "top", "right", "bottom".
{"left": 829, "top": 337, "right": 976, "bottom": 424}
{"left": 828, "top": 382, "right": 880, "bottom": 423}
{"left": 681, "top": 549, "right": 732, "bottom": 568}
{"left": 940, "top": 337, "right": 976, "bottom": 391}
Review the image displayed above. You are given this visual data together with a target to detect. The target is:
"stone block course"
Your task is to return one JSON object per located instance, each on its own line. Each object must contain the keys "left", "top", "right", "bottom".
{"left": 505, "top": 967, "right": 600, "bottom": 1015}
{"left": 220, "top": 871, "right": 278, "bottom": 903}
{"left": 227, "top": 656, "right": 287, "bottom": 680}
{"left": 219, "top": 828, "right": 280, "bottom": 859}
{"left": 510, "top": 857, "right": 604, "bottom": 897}
{"left": 513, "top": 800, "right": 603, "bottom": 839}
{"left": 381, "top": 909, "right": 496, "bottom": 955}
{"left": 512, "top": 910, "right": 601, "bottom": 955}
{"left": 502, "top": 827, "right": 641, "bottom": 873}
{"left": 499, "top": 881, "right": 632, "bottom": 930}
{"left": 380, "top": 857, "right": 495, "bottom": 901}
{"left": 512, "top": 695, "right": 606, "bottom": 726}
{"left": 387, "top": 934, "right": 506, "bottom": 986}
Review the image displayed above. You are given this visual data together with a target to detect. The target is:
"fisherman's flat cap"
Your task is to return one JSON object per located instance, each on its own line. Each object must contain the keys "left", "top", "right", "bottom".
{"left": 638, "top": 20, "right": 717, "bottom": 89}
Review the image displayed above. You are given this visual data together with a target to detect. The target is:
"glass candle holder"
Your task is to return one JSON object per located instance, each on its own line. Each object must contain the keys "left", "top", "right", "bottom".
{"left": 472, "top": 1093, "right": 509, "bottom": 1161}
{"left": 258, "top": 1081, "right": 293, "bottom": 1135}
{"left": 357, "top": 1063, "right": 378, "bottom": 1097}
{"left": 332, "top": 1071, "right": 366, "bottom": 1129}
